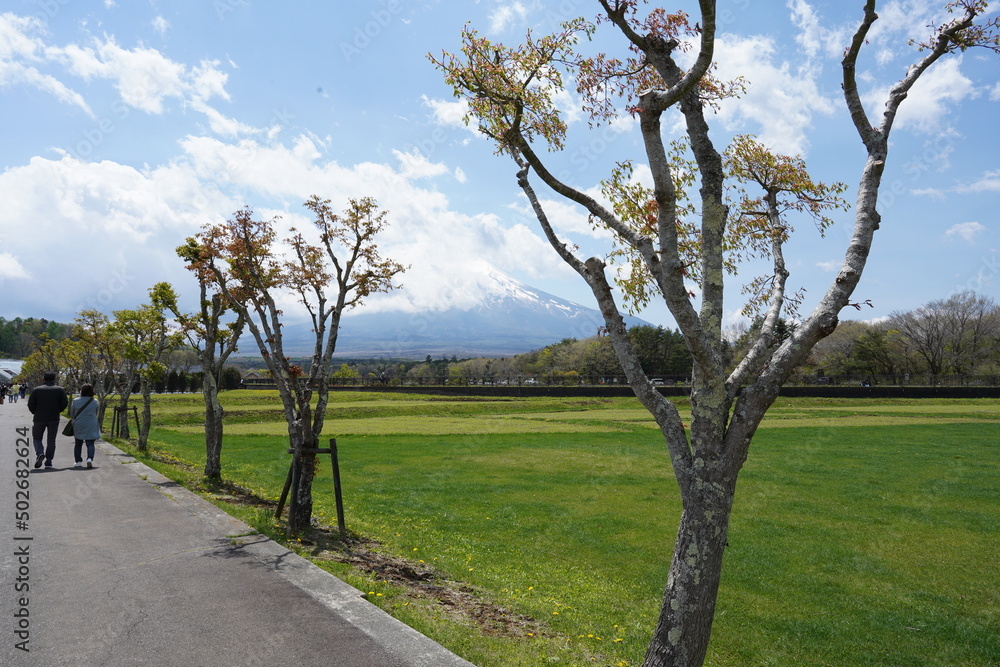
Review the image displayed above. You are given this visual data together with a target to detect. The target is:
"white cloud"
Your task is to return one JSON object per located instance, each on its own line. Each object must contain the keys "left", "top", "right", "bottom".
{"left": 875, "top": 48, "right": 896, "bottom": 66}
{"left": 0, "top": 153, "right": 234, "bottom": 316}
{"left": 0, "top": 19, "right": 247, "bottom": 136}
{"left": 710, "top": 34, "right": 836, "bottom": 155}
{"left": 912, "top": 169, "right": 1000, "bottom": 197}
{"left": 59, "top": 39, "right": 227, "bottom": 115}
{"left": 0, "top": 252, "right": 30, "bottom": 280}
{"left": 64, "top": 40, "right": 185, "bottom": 112}
{"left": 787, "top": 0, "right": 851, "bottom": 58}
{"left": 488, "top": 2, "right": 529, "bottom": 33}
{"left": 510, "top": 194, "right": 598, "bottom": 239}
{"left": 990, "top": 82, "right": 1000, "bottom": 101}
{"left": 0, "top": 131, "right": 564, "bottom": 319}
{"left": 955, "top": 169, "right": 1000, "bottom": 193}
{"left": 454, "top": 167, "right": 467, "bottom": 183}
{"left": 0, "top": 14, "right": 93, "bottom": 115}
{"left": 867, "top": 0, "right": 949, "bottom": 48}
{"left": 151, "top": 16, "right": 170, "bottom": 36}
{"left": 173, "top": 134, "right": 561, "bottom": 314}
{"left": 423, "top": 95, "right": 472, "bottom": 129}
{"left": 944, "top": 221, "right": 987, "bottom": 243}
{"left": 550, "top": 86, "right": 583, "bottom": 125}
{"left": 910, "top": 187, "right": 946, "bottom": 198}
{"left": 188, "top": 99, "right": 257, "bottom": 137}
{"left": 864, "top": 58, "right": 976, "bottom": 133}
{"left": 393, "top": 149, "right": 448, "bottom": 179}
{"left": 816, "top": 260, "right": 840, "bottom": 271}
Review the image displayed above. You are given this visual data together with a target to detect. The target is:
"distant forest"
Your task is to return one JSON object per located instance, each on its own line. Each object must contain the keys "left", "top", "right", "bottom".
{"left": 5, "top": 289, "right": 998, "bottom": 386}
{"left": 0, "top": 317, "right": 72, "bottom": 358}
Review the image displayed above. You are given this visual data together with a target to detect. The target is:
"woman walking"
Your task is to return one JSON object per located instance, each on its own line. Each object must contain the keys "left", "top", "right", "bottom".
{"left": 71, "top": 384, "right": 101, "bottom": 468}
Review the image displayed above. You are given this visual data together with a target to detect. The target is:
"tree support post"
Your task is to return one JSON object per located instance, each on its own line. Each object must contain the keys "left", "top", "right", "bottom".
{"left": 276, "top": 439, "right": 347, "bottom": 539}
{"left": 330, "top": 439, "right": 346, "bottom": 538}
{"left": 110, "top": 405, "right": 139, "bottom": 440}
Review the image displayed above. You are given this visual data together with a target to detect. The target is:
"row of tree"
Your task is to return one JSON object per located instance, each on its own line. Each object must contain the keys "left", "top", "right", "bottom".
{"left": 804, "top": 291, "right": 999, "bottom": 380}
{"left": 311, "top": 326, "right": 694, "bottom": 384}
{"left": 18, "top": 297, "right": 186, "bottom": 452}
{"left": 0, "top": 317, "right": 71, "bottom": 358}
{"left": 16, "top": 288, "right": 996, "bottom": 408}
{"left": 12, "top": 195, "right": 405, "bottom": 539}
{"left": 315, "top": 292, "right": 998, "bottom": 385}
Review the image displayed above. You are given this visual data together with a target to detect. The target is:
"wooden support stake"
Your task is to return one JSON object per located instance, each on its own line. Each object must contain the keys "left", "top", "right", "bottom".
{"left": 278, "top": 442, "right": 347, "bottom": 538}
{"left": 275, "top": 463, "right": 293, "bottom": 519}
{"left": 330, "top": 439, "right": 346, "bottom": 538}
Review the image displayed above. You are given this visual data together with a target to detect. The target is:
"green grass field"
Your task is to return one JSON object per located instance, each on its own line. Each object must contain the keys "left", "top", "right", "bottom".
{"left": 134, "top": 392, "right": 999, "bottom": 666}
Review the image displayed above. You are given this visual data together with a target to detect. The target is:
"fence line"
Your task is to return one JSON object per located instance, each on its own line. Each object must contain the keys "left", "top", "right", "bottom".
{"left": 241, "top": 373, "right": 999, "bottom": 390}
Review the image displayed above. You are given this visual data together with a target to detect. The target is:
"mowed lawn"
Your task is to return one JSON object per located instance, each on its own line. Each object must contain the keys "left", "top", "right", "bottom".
{"left": 142, "top": 392, "right": 999, "bottom": 666}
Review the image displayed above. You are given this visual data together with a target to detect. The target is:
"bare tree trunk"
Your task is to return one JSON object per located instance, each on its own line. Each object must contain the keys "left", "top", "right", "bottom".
{"left": 137, "top": 377, "right": 152, "bottom": 451}
{"left": 115, "top": 394, "right": 131, "bottom": 439}
{"left": 290, "top": 450, "right": 317, "bottom": 534}
{"left": 202, "top": 371, "right": 224, "bottom": 480}
{"left": 644, "top": 489, "right": 734, "bottom": 667}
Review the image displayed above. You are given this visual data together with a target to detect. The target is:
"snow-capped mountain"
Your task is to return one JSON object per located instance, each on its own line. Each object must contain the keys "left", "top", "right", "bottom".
{"left": 281, "top": 269, "right": 651, "bottom": 358}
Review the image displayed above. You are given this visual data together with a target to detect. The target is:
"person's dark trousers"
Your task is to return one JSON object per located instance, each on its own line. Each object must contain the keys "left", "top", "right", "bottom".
{"left": 32, "top": 421, "right": 60, "bottom": 464}
{"left": 74, "top": 438, "right": 96, "bottom": 463}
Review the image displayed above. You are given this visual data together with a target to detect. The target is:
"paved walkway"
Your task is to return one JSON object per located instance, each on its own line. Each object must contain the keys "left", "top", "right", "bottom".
{"left": 0, "top": 399, "right": 474, "bottom": 666}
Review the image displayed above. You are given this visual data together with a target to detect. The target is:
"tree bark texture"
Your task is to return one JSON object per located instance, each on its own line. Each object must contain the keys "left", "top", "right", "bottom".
{"left": 643, "top": 490, "right": 735, "bottom": 666}
{"left": 291, "top": 450, "right": 317, "bottom": 534}
{"left": 137, "top": 378, "right": 153, "bottom": 452}
{"left": 202, "top": 371, "right": 224, "bottom": 480}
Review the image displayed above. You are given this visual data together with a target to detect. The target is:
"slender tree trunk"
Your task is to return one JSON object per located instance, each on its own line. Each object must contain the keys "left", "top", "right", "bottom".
{"left": 287, "top": 394, "right": 320, "bottom": 534}
{"left": 115, "top": 394, "right": 131, "bottom": 439}
{"left": 96, "top": 392, "right": 109, "bottom": 431}
{"left": 137, "top": 378, "right": 152, "bottom": 452}
{"left": 291, "top": 450, "right": 317, "bottom": 533}
{"left": 202, "top": 371, "right": 224, "bottom": 480}
{"left": 643, "top": 477, "right": 736, "bottom": 667}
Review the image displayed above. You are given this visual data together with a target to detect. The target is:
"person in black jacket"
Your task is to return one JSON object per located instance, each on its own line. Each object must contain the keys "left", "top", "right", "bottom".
{"left": 27, "top": 372, "right": 69, "bottom": 469}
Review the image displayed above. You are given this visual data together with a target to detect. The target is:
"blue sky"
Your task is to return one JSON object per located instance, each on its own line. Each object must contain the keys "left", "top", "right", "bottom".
{"left": 0, "top": 0, "right": 996, "bottom": 336}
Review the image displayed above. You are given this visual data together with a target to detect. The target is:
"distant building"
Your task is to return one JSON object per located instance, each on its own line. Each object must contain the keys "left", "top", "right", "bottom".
{"left": 0, "top": 359, "right": 24, "bottom": 382}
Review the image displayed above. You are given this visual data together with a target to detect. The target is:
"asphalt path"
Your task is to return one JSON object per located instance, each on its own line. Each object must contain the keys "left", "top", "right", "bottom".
{"left": 0, "top": 398, "right": 474, "bottom": 666}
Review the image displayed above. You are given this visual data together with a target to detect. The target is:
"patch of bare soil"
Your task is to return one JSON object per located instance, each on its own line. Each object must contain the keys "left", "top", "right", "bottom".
{"left": 304, "top": 531, "right": 544, "bottom": 638}
{"left": 195, "top": 476, "right": 543, "bottom": 638}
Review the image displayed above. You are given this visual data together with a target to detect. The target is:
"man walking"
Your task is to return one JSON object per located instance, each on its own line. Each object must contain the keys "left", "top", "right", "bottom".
{"left": 27, "top": 372, "right": 69, "bottom": 469}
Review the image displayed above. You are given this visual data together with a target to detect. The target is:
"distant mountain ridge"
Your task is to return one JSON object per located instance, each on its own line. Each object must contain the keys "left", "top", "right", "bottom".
{"left": 280, "top": 270, "right": 652, "bottom": 358}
